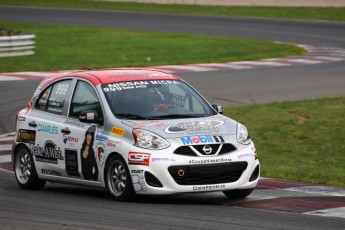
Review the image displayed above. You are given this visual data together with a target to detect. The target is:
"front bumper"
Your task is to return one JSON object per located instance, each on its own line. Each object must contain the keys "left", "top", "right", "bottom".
{"left": 128, "top": 142, "right": 260, "bottom": 195}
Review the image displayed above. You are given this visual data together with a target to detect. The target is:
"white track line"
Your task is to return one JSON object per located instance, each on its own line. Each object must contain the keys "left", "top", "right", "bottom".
{"left": 0, "top": 155, "right": 11, "bottom": 163}
{"left": 305, "top": 207, "right": 345, "bottom": 219}
{"left": 0, "top": 75, "right": 24, "bottom": 81}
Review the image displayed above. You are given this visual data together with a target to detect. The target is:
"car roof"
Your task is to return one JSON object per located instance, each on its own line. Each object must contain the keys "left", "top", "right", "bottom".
{"left": 43, "top": 68, "right": 181, "bottom": 87}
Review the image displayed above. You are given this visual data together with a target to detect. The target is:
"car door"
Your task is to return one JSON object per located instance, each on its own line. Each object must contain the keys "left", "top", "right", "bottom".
{"left": 31, "top": 79, "right": 73, "bottom": 178}
{"left": 62, "top": 79, "right": 104, "bottom": 183}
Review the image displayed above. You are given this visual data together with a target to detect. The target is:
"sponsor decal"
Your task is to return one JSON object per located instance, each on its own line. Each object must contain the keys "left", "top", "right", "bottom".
{"left": 37, "top": 123, "right": 58, "bottom": 135}
{"left": 102, "top": 80, "right": 179, "bottom": 92}
{"left": 111, "top": 126, "right": 125, "bottom": 137}
{"left": 87, "top": 112, "right": 94, "bottom": 120}
{"left": 81, "top": 125, "right": 99, "bottom": 181}
{"left": 48, "top": 98, "right": 63, "bottom": 107}
{"left": 63, "top": 119, "right": 85, "bottom": 128}
{"left": 63, "top": 134, "right": 79, "bottom": 147}
{"left": 16, "top": 129, "right": 36, "bottom": 143}
{"left": 128, "top": 152, "right": 150, "bottom": 166}
{"left": 32, "top": 86, "right": 42, "bottom": 99}
{"left": 132, "top": 174, "right": 147, "bottom": 192}
{"left": 193, "top": 184, "right": 225, "bottom": 191}
{"left": 165, "top": 120, "right": 224, "bottom": 134}
{"left": 17, "top": 116, "right": 26, "bottom": 122}
{"left": 180, "top": 135, "right": 224, "bottom": 145}
{"left": 213, "top": 136, "right": 225, "bottom": 143}
{"left": 150, "top": 80, "right": 179, "bottom": 85}
{"left": 41, "top": 168, "right": 61, "bottom": 176}
{"left": 30, "top": 140, "right": 63, "bottom": 164}
{"left": 95, "top": 133, "right": 108, "bottom": 142}
{"left": 125, "top": 120, "right": 167, "bottom": 128}
{"left": 189, "top": 158, "right": 232, "bottom": 164}
{"left": 103, "top": 81, "right": 149, "bottom": 92}
{"left": 148, "top": 73, "right": 173, "bottom": 77}
{"left": 55, "top": 83, "right": 69, "bottom": 95}
{"left": 237, "top": 152, "right": 254, "bottom": 159}
{"left": 152, "top": 157, "right": 175, "bottom": 162}
{"left": 106, "top": 140, "right": 117, "bottom": 148}
{"left": 95, "top": 142, "right": 106, "bottom": 166}
{"left": 65, "top": 149, "right": 79, "bottom": 177}
{"left": 131, "top": 170, "right": 144, "bottom": 173}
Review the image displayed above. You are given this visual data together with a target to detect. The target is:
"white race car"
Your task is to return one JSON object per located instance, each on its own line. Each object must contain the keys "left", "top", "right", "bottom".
{"left": 13, "top": 69, "right": 259, "bottom": 201}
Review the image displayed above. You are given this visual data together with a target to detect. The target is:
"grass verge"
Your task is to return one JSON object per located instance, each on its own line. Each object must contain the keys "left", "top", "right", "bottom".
{"left": 224, "top": 97, "right": 345, "bottom": 187}
{"left": 0, "top": 21, "right": 305, "bottom": 72}
{"left": 0, "top": 0, "right": 345, "bottom": 21}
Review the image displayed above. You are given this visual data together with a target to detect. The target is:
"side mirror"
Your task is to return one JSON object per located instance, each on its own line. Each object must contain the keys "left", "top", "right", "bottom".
{"left": 211, "top": 104, "right": 223, "bottom": 114}
{"left": 79, "top": 110, "right": 99, "bottom": 123}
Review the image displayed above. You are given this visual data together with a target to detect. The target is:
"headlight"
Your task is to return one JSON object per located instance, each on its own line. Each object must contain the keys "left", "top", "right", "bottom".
{"left": 236, "top": 123, "right": 251, "bottom": 145}
{"left": 132, "top": 129, "right": 170, "bottom": 150}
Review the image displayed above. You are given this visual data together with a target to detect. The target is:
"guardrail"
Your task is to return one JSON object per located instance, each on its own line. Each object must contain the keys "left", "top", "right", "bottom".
{"left": 0, "top": 34, "right": 35, "bottom": 57}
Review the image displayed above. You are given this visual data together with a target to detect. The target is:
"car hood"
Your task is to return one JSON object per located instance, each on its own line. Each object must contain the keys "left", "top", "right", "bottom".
{"left": 121, "top": 114, "right": 237, "bottom": 139}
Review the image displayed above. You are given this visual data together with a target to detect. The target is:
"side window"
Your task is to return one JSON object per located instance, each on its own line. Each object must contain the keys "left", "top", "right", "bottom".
{"left": 36, "top": 86, "right": 52, "bottom": 110}
{"left": 35, "top": 80, "right": 72, "bottom": 115}
{"left": 69, "top": 81, "right": 103, "bottom": 119}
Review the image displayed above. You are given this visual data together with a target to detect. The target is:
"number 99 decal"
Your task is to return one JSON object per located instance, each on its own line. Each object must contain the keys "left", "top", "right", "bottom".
{"left": 56, "top": 84, "right": 69, "bottom": 95}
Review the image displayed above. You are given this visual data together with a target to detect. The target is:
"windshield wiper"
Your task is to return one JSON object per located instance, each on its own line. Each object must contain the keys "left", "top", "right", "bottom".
{"left": 115, "top": 113, "right": 147, "bottom": 120}
{"left": 148, "top": 114, "right": 199, "bottom": 120}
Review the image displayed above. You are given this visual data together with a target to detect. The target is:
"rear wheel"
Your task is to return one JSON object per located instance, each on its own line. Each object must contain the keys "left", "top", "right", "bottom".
{"left": 14, "top": 146, "right": 45, "bottom": 189}
{"left": 105, "top": 155, "right": 136, "bottom": 201}
{"left": 223, "top": 188, "right": 254, "bottom": 199}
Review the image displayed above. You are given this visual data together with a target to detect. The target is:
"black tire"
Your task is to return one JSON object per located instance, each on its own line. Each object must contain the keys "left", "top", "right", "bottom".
{"left": 105, "top": 155, "right": 136, "bottom": 201}
{"left": 223, "top": 188, "right": 254, "bottom": 199}
{"left": 14, "top": 145, "right": 45, "bottom": 190}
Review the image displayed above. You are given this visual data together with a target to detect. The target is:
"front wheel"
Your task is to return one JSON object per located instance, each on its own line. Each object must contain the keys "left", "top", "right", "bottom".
{"left": 105, "top": 155, "right": 136, "bottom": 201}
{"left": 14, "top": 145, "right": 45, "bottom": 190}
{"left": 223, "top": 188, "right": 254, "bottom": 199}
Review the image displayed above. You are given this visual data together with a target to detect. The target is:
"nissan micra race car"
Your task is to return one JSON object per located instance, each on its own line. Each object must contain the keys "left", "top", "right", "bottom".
{"left": 13, "top": 69, "right": 259, "bottom": 201}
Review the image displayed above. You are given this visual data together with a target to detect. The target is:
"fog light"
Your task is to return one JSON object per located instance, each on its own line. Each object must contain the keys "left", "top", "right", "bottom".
{"left": 177, "top": 169, "right": 185, "bottom": 177}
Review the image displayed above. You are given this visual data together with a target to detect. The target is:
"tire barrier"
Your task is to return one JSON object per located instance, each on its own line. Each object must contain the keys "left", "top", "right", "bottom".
{"left": 0, "top": 34, "right": 35, "bottom": 57}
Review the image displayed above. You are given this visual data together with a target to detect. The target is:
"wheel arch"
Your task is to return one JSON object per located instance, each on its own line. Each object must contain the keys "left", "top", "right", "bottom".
{"left": 103, "top": 151, "right": 127, "bottom": 181}
{"left": 12, "top": 143, "right": 30, "bottom": 169}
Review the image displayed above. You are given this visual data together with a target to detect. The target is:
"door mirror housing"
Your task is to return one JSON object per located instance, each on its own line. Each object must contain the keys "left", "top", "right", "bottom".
{"left": 79, "top": 110, "right": 99, "bottom": 123}
{"left": 211, "top": 104, "right": 223, "bottom": 114}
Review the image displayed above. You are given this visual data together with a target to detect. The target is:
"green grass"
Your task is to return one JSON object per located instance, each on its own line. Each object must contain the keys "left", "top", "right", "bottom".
{"left": 224, "top": 97, "right": 345, "bottom": 187}
{"left": 0, "top": 0, "right": 345, "bottom": 21}
{"left": 0, "top": 21, "right": 305, "bottom": 72}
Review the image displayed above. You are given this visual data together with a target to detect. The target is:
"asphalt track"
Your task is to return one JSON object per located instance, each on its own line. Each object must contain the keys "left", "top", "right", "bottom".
{"left": 0, "top": 6, "right": 345, "bottom": 229}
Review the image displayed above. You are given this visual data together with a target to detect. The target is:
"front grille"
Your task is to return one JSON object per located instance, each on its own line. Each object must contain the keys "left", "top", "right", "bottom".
{"left": 193, "top": 144, "right": 220, "bottom": 155}
{"left": 174, "top": 146, "right": 195, "bottom": 156}
{"left": 168, "top": 162, "right": 247, "bottom": 185}
{"left": 218, "top": 144, "right": 237, "bottom": 155}
{"left": 174, "top": 143, "right": 236, "bottom": 156}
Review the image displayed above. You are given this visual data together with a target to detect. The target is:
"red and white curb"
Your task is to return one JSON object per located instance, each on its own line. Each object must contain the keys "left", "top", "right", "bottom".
{"left": 234, "top": 178, "right": 345, "bottom": 219}
{"left": 0, "top": 44, "right": 344, "bottom": 81}
{"left": 0, "top": 132, "right": 14, "bottom": 172}
{"left": 1, "top": 132, "right": 344, "bottom": 218}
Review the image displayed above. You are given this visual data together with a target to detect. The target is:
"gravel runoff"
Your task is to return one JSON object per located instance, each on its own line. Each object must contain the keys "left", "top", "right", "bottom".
{"left": 101, "top": 0, "right": 345, "bottom": 7}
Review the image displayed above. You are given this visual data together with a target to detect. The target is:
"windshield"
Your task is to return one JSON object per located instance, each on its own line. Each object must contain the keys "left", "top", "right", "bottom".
{"left": 102, "top": 80, "right": 216, "bottom": 120}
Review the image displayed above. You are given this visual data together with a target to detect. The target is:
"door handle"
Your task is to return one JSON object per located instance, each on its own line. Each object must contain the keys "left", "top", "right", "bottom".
{"left": 61, "top": 128, "right": 71, "bottom": 135}
{"left": 28, "top": 121, "right": 37, "bottom": 128}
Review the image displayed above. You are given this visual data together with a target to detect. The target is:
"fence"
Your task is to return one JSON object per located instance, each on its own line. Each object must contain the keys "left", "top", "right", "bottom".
{"left": 0, "top": 34, "right": 35, "bottom": 57}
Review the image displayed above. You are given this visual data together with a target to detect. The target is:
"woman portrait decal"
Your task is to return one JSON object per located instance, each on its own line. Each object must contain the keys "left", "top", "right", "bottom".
{"left": 80, "top": 125, "right": 99, "bottom": 181}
